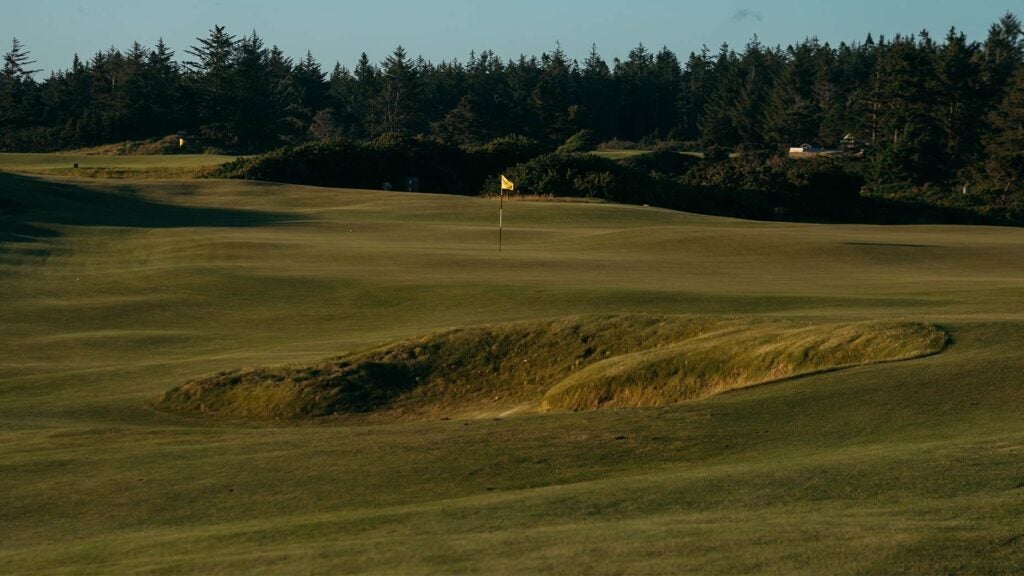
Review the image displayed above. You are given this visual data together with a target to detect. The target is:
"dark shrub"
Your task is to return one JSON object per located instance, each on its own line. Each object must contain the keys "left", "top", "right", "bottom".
{"left": 500, "top": 153, "right": 651, "bottom": 202}
{"left": 214, "top": 134, "right": 551, "bottom": 196}
{"left": 619, "top": 151, "right": 701, "bottom": 178}
{"left": 214, "top": 138, "right": 475, "bottom": 194}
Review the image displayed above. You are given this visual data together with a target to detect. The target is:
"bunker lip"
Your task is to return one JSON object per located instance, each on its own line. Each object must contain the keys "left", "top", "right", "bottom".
{"left": 157, "top": 315, "right": 949, "bottom": 421}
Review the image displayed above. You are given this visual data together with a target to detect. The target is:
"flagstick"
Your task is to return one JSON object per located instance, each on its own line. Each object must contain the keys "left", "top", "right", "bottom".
{"left": 498, "top": 184, "right": 504, "bottom": 252}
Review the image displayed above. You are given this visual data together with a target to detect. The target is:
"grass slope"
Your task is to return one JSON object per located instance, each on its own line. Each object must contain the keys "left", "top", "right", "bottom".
{"left": 1, "top": 171, "right": 1023, "bottom": 574}
{"left": 592, "top": 149, "right": 705, "bottom": 160}
{"left": 0, "top": 152, "right": 236, "bottom": 178}
{"left": 541, "top": 318, "right": 947, "bottom": 411}
{"left": 160, "top": 315, "right": 946, "bottom": 420}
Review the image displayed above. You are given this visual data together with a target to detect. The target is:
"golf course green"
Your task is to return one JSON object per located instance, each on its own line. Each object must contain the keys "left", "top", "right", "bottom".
{"left": 0, "top": 153, "right": 237, "bottom": 179}
{"left": 1, "top": 166, "right": 1022, "bottom": 574}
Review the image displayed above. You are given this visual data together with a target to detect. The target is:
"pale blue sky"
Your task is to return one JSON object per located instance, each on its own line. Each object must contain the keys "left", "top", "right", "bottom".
{"left": 3, "top": 0, "right": 1018, "bottom": 75}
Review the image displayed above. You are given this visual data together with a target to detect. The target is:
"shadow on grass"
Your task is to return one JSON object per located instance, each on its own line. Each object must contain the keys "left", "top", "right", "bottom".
{"left": 0, "top": 172, "right": 296, "bottom": 243}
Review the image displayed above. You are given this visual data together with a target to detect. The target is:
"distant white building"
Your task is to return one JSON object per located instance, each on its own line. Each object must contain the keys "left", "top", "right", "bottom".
{"left": 789, "top": 143, "right": 823, "bottom": 154}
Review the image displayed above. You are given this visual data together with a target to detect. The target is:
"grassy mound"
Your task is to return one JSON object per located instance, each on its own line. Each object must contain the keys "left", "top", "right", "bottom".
{"left": 541, "top": 320, "right": 948, "bottom": 412}
{"left": 159, "top": 316, "right": 947, "bottom": 420}
{"left": 159, "top": 315, "right": 718, "bottom": 419}
{"left": 60, "top": 135, "right": 216, "bottom": 156}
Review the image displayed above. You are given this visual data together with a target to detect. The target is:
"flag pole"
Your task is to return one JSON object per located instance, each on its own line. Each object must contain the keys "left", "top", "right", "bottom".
{"left": 498, "top": 180, "right": 504, "bottom": 252}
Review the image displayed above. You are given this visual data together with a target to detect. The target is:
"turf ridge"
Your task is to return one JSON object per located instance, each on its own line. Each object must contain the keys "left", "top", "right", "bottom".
{"left": 158, "top": 315, "right": 947, "bottom": 420}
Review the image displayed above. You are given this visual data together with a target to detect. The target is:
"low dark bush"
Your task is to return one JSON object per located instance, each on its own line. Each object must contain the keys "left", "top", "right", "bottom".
{"left": 499, "top": 152, "right": 652, "bottom": 202}
{"left": 619, "top": 151, "right": 701, "bottom": 178}
{"left": 213, "top": 134, "right": 553, "bottom": 196}
{"left": 214, "top": 138, "right": 470, "bottom": 193}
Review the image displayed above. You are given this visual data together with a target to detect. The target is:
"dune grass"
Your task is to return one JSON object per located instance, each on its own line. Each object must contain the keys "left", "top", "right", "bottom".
{"left": 1, "top": 171, "right": 1023, "bottom": 574}
{"left": 160, "top": 316, "right": 947, "bottom": 420}
{"left": 541, "top": 319, "right": 948, "bottom": 411}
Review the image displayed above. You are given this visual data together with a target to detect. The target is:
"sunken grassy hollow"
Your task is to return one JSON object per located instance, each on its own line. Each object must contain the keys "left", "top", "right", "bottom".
{"left": 159, "top": 315, "right": 948, "bottom": 420}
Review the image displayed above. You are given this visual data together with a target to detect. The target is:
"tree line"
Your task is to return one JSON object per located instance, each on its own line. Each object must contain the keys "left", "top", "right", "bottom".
{"left": 1, "top": 14, "right": 1022, "bottom": 192}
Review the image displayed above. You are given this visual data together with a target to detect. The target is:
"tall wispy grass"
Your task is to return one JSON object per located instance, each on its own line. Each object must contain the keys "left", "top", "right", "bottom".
{"left": 159, "top": 315, "right": 947, "bottom": 421}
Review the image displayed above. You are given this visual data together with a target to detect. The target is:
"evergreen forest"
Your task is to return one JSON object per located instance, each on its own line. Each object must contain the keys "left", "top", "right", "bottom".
{"left": 2, "top": 15, "right": 1023, "bottom": 208}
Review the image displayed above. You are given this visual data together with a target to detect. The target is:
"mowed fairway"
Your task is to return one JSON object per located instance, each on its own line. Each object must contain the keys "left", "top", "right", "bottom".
{"left": 0, "top": 153, "right": 236, "bottom": 179}
{"left": 1, "top": 170, "right": 1023, "bottom": 574}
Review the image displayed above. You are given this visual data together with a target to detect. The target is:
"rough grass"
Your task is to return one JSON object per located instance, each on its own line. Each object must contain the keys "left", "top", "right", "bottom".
{"left": 158, "top": 315, "right": 711, "bottom": 419}
{"left": 542, "top": 319, "right": 947, "bottom": 411}
{"left": 159, "top": 316, "right": 946, "bottom": 420}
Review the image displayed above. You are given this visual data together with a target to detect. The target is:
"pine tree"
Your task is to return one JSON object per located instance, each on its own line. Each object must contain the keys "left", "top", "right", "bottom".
{"left": 652, "top": 47, "right": 683, "bottom": 138}
{"left": 502, "top": 55, "right": 543, "bottom": 138}
{"left": 580, "top": 45, "right": 614, "bottom": 139}
{"left": 345, "top": 53, "right": 375, "bottom": 138}
{"left": 935, "top": 28, "right": 983, "bottom": 170}
{"left": 812, "top": 42, "right": 844, "bottom": 146}
{"left": 185, "top": 25, "right": 238, "bottom": 138}
{"left": 232, "top": 31, "right": 276, "bottom": 149}
{"left": 464, "top": 50, "right": 507, "bottom": 135}
{"left": 700, "top": 44, "right": 741, "bottom": 147}
{"left": 58, "top": 53, "right": 93, "bottom": 144}
{"left": 326, "top": 62, "right": 359, "bottom": 137}
{"left": 981, "top": 12, "right": 1023, "bottom": 106}
{"left": 1, "top": 37, "right": 39, "bottom": 80}
{"left": 984, "top": 67, "right": 1024, "bottom": 193}
{"left": 0, "top": 38, "right": 41, "bottom": 128}
{"left": 378, "top": 46, "right": 420, "bottom": 136}
{"left": 867, "top": 34, "right": 946, "bottom": 185}
{"left": 681, "top": 47, "right": 712, "bottom": 141}
{"left": 82, "top": 47, "right": 129, "bottom": 142}
{"left": 264, "top": 45, "right": 303, "bottom": 143}
{"left": 115, "top": 41, "right": 152, "bottom": 138}
{"left": 144, "top": 38, "right": 181, "bottom": 136}
{"left": 531, "top": 44, "right": 575, "bottom": 141}
{"left": 431, "top": 94, "right": 484, "bottom": 145}
{"left": 420, "top": 58, "right": 468, "bottom": 139}
{"left": 729, "top": 37, "right": 775, "bottom": 147}
{"left": 292, "top": 51, "right": 327, "bottom": 116}
{"left": 765, "top": 40, "right": 823, "bottom": 146}
{"left": 613, "top": 43, "right": 655, "bottom": 140}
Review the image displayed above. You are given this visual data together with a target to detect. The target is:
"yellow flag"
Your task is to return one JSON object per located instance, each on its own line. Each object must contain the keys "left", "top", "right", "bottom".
{"left": 500, "top": 174, "right": 515, "bottom": 191}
